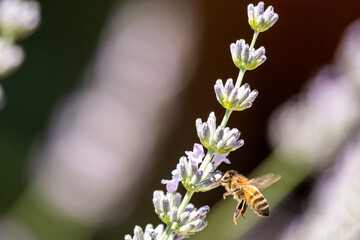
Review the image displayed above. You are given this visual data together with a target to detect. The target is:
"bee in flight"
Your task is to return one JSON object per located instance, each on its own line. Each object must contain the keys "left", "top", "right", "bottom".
{"left": 216, "top": 170, "right": 281, "bottom": 225}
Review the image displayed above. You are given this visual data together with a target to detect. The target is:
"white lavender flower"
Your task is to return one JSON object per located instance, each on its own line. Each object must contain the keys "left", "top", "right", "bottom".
{"left": 176, "top": 155, "right": 224, "bottom": 192}
{"left": 0, "top": 38, "right": 24, "bottom": 77}
{"left": 230, "top": 39, "right": 266, "bottom": 70}
{"left": 124, "top": 224, "right": 166, "bottom": 240}
{"left": 0, "top": 0, "right": 40, "bottom": 41}
{"left": 214, "top": 78, "right": 258, "bottom": 111}
{"left": 176, "top": 204, "right": 209, "bottom": 236}
{"left": 153, "top": 191, "right": 182, "bottom": 224}
{"left": 196, "top": 112, "right": 244, "bottom": 154}
{"left": 247, "top": 2, "right": 278, "bottom": 32}
{"left": 162, "top": 144, "right": 227, "bottom": 192}
{"left": 194, "top": 170, "right": 223, "bottom": 192}
{"left": 152, "top": 191, "right": 209, "bottom": 236}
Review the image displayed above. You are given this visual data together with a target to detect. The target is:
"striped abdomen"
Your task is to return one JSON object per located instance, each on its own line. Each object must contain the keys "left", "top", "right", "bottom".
{"left": 245, "top": 186, "right": 270, "bottom": 217}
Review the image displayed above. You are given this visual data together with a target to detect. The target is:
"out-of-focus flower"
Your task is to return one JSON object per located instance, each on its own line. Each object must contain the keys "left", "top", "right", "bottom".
{"left": 214, "top": 79, "right": 258, "bottom": 111}
{"left": 0, "top": 38, "right": 24, "bottom": 77}
{"left": 268, "top": 66, "right": 360, "bottom": 166}
{"left": 125, "top": 224, "right": 165, "bottom": 240}
{"left": 279, "top": 134, "right": 360, "bottom": 240}
{"left": 196, "top": 112, "right": 244, "bottom": 154}
{"left": 0, "top": 0, "right": 40, "bottom": 41}
{"left": 247, "top": 2, "right": 278, "bottom": 32}
{"left": 0, "top": 84, "right": 5, "bottom": 108}
{"left": 336, "top": 19, "right": 360, "bottom": 94}
{"left": 230, "top": 39, "right": 266, "bottom": 70}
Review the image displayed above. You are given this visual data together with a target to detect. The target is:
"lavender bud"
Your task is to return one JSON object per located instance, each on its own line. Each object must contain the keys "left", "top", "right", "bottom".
{"left": 177, "top": 160, "right": 188, "bottom": 181}
{"left": 224, "top": 78, "right": 234, "bottom": 96}
{"left": 214, "top": 79, "right": 225, "bottom": 102}
{"left": 190, "top": 170, "right": 203, "bottom": 185}
{"left": 194, "top": 170, "right": 223, "bottom": 192}
{"left": 178, "top": 211, "right": 190, "bottom": 225}
{"left": 169, "top": 207, "right": 178, "bottom": 223}
{"left": 162, "top": 198, "right": 170, "bottom": 213}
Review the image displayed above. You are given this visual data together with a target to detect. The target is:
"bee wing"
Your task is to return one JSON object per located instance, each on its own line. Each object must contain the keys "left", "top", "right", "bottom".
{"left": 248, "top": 173, "right": 281, "bottom": 189}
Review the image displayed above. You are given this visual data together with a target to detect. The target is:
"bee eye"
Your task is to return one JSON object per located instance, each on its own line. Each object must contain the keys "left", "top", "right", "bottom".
{"left": 224, "top": 174, "right": 232, "bottom": 180}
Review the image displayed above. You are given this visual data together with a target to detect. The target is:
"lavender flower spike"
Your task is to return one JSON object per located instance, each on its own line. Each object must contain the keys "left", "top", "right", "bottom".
{"left": 126, "top": 3, "right": 280, "bottom": 239}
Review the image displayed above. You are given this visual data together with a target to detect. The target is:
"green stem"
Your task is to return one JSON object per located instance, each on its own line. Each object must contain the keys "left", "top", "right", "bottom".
{"left": 177, "top": 190, "right": 194, "bottom": 218}
{"left": 161, "top": 224, "right": 174, "bottom": 240}
{"left": 249, "top": 30, "right": 259, "bottom": 55}
{"left": 198, "top": 149, "right": 215, "bottom": 173}
{"left": 220, "top": 109, "right": 233, "bottom": 127}
{"left": 234, "top": 68, "right": 246, "bottom": 89}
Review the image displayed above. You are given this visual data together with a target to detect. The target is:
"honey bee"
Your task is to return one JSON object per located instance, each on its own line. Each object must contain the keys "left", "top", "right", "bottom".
{"left": 216, "top": 170, "right": 281, "bottom": 225}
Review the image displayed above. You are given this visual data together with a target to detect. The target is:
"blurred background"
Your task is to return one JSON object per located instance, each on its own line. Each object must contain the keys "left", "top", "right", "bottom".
{"left": 1, "top": 0, "right": 360, "bottom": 239}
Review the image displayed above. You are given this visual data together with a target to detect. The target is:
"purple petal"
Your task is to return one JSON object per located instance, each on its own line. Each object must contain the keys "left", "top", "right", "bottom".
{"left": 174, "top": 233, "right": 189, "bottom": 240}
{"left": 212, "top": 153, "right": 230, "bottom": 169}
{"left": 185, "top": 143, "right": 205, "bottom": 166}
{"left": 161, "top": 169, "right": 180, "bottom": 193}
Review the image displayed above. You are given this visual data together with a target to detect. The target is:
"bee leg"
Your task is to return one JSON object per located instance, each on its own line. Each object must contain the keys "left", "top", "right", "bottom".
{"left": 233, "top": 198, "right": 245, "bottom": 225}
{"left": 223, "top": 188, "right": 241, "bottom": 199}
{"left": 240, "top": 202, "right": 248, "bottom": 219}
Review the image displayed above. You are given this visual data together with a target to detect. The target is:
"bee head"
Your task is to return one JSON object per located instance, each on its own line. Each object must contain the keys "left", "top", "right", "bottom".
{"left": 217, "top": 170, "right": 237, "bottom": 185}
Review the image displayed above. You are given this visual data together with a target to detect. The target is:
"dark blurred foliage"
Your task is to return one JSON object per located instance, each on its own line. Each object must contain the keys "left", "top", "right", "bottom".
{"left": 0, "top": 0, "right": 116, "bottom": 210}
{"left": 0, "top": 0, "right": 359, "bottom": 239}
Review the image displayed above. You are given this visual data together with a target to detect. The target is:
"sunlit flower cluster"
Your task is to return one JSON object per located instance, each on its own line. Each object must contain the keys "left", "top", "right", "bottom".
{"left": 196, "top": 112, "right": 244, "bottom": 154}
{"left": 162, "top": 144, "right": 227, "bottom": 193}
{"left": 214, "top": 79, "right": 258, "bottom": 111}
{"left": 230, "top": 39, "right": 266, "bottom": 70}
{"left": 248, "top": 1, "right": 278, "bottom": 32}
